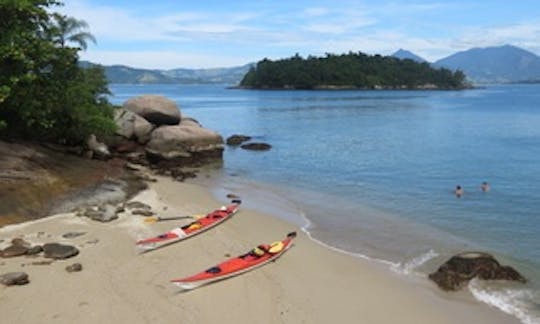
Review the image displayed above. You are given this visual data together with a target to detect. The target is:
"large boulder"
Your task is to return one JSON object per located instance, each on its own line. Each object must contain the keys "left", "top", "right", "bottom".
{"left": 429, "top": 252, "right": 527, "bottom": 291}
{"left": 146, "top": 125, "right": 224, "bottom": 163}
{"left": 113, "top": 108, "right": 154, "bottom": 144}
{"left": 123, "top": 95, "right": 181, "bottom": 126}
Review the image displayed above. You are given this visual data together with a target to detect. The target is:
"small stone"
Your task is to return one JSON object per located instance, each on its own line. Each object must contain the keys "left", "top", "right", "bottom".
{"left": 226, "top": 193, "right": 240, "bottom": 199}
{"left": 66, "top": 263, "right": 83, "bottom": 273}
{"left": 11, "top": 238, "right": 31, "bottom": 247}
{"left": 26, "top": 245, "right": 43, "bottom": 255}
{"left": 132, "top": 209, "right": 153, "bottom": 216}
{"left": 125, "top": 201, "right": 151, "bottom": 210}
{"left": 1, "top": 245, "right": 28, "bottom": 258}
{"left": 43, "top": 243, "right": 79, "bottom": 260}
{"left": 62, "top": 232, "right": 86, "bottom": 239}
{"left": 0, "top": 272, "right": 29, "bottom": 286}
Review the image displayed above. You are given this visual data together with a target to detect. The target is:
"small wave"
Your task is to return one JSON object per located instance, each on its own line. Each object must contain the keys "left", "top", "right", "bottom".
{"left": 469, "top": 279, "right": 540, "bottom": 324}
{"left": 299, "top": 212, "right": 398, "bottom": 268}
{"left": 391, "top": 249, "right": 439, "bottom": 275}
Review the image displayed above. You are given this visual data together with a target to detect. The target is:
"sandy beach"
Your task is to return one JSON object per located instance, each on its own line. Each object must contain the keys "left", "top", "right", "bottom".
{"left": 0, "top": 174, "right": 519, "bottom": 324}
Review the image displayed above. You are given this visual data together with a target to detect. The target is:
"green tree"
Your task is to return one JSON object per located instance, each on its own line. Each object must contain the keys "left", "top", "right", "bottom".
{"left": 49, "top": 13, "right": 96, "bottom": 50}
{"left": 0, "top": 0, "right": 115, "bottom": 145}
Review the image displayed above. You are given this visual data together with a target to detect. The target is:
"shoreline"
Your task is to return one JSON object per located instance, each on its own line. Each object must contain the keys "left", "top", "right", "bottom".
{"left": 0, "top": 173, "right": 519, "bottom": 323}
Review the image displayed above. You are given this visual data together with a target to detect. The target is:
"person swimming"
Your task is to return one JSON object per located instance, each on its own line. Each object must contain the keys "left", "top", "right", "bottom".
{"left": 481, "top": 181, "right": 490, "bottom": 192}
{"left": 455, "top": 185, "right": 464, "bottom": 198}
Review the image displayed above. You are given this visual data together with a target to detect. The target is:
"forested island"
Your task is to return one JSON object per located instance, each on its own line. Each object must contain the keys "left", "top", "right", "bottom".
{"left": 240, "top": 52, "right": 468, "bottom": 90}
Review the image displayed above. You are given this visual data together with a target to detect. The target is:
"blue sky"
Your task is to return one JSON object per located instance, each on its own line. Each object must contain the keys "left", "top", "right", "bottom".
{"left": 59, "top": 0, "right": 540, "bottom": 69}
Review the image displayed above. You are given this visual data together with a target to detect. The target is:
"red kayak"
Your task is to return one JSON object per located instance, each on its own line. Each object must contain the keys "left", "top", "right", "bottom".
{"left": 171, "top": 232, "right": 297, "bottom": 290}
{"left": 136, "top": 202, "right": 241, "bottom": 251}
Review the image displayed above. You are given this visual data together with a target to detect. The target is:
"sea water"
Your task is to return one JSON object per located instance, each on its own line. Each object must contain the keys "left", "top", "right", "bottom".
{"left": 110, "top": 83, "right": 540, "bottom": 323}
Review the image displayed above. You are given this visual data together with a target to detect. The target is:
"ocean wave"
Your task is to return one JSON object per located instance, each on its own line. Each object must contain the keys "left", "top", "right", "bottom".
{"left": 299, "top": 212, "right": 398, "bottom": 268}
{"left": 391, "top": 249, "right": 439, "bottom": 275}
{"left": 469, "top": 279, "right": 540, "bottom": 324}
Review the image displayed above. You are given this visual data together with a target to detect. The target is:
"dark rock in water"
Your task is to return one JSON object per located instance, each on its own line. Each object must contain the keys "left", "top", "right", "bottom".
{"left": 226, "top": 193, "right": 240, "bottom": 199}
{"left": 429, "top": 252, "right": 527, "bottom": 291}
{"left": 1, "top": 245, "right": 29, "bottom": 258}
{"left": 0, "top": 272, "right": 29, "bottom": 286}
{"left": 43, "top": 243, "right": 79, "bottom": 260}
{"left": 27, "top": 245, "right": 43, "bottom": 255}
{"left": 66, "top": 263, "right": 83, "bottom": 272}
{"left": 240, "top": 142, "right": 272, "bottom": 151}
{"left": 62, "top": 232, "right": 86, "bottom": 239}
{"left": 226, "top": 135, "right": 251, "bottom": 146}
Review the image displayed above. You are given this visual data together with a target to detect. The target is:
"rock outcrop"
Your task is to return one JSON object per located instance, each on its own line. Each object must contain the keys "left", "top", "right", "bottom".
{"left": 429, "top": 252, "right": 527, "bottom": 291}
{"left": 146, "top": 125, "right": 224, "bottom": 163}
{"left": 123, "top": 95, "right": 181, "bottom": 126}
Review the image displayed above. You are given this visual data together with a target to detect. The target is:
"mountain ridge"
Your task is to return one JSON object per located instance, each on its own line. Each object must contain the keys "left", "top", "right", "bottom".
{"left": 84, "top": 44, "right": 540, "bottom": 85}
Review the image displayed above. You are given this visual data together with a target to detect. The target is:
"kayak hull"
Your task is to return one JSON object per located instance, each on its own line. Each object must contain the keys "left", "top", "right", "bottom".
{"left": 136, "top": 203, "right": 240, "bottom": 251}
{"left": 171, "top": 232, "right": 297, "bottom": 290}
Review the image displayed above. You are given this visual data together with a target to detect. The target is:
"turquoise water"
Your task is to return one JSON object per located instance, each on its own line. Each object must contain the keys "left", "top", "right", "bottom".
{"left": 110, "top": 84, "right": 540, "bottom": 323}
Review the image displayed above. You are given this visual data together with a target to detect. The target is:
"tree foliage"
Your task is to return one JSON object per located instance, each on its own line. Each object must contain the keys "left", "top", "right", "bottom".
{"left": 240, "top": 52, "right": 468, "bottom": 90}
{"left": 0, "top": 0, "right": 115, "bottom": 144}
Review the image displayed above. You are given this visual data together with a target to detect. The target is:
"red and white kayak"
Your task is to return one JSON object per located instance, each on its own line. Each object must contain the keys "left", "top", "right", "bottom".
{"left": 136, "top": 202, "right": 241, "bottom": 251}
{"left": 171, "top": 232, "right": 297, "bottom": 290}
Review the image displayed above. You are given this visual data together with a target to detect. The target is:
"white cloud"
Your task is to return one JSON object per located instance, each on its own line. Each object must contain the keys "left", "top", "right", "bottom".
{"left": 60, "top": 0, "right": 540, "bottom": 67}
{"left": 80, "top": 50, "right": 256, "bottom": 69}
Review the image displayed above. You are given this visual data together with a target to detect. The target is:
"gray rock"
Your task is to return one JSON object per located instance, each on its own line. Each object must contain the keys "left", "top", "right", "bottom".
{"left": 180, "top": 117, "right": 202, "bottom": 128}
{"left": 62, "top": 232, "right": 86, "bottom": 239}
{"left": 43, "top": 243, "right": 79, "bottom": 259}
{"left": 125, "top": 201, "right": 151, "bottom": 210}
{"left": 83, "top": 204, "right": 118, "bottom": 222}
{"left": 132, "top": 209, "right": 154, "bottom": 216}
{"left": 27, "top": 245, "right": 43, "bottom": 255}
{"left": 123, "top": 95, "right": 181, "bottom": 126}
{"left": 86, "top": 134, "right": 111, "bottom": 160}
{"left": 1, "top": 245, "right": 29, "bottom": 258}
{"left": 240, "top": 142, "right": 272, "bottom": 151}
{"left": 146, "top": 125, "right": 224, "bottom": 161}
{"left": 66, "top": 263, "right": 83, "bottom": 272}
{"left": 429, "top": 252, "right": 527, "bottom": 291}
{"left": 0, "top": 272, "right": 29, "bottom": 286}
{"left": 113, "top": 108, "right": 154, "bottom": 144}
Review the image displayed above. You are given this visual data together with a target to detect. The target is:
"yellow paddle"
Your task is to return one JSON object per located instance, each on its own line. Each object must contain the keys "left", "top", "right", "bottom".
{"left": 143, "top": 214, "right": 204, "bottom": 224}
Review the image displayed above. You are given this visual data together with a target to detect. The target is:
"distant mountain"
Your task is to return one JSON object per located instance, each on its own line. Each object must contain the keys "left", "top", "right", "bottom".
{"left": 434, "top": 45, "right": 540, "bottom": 83}
{"left": 392, "top": 49, "right": 427, "bottom": 63}
{"left": 162, "top": 64, "right": 254, "bottom": 84}
{"left": 80, "top": 61, "right": 254, "bottom": 84}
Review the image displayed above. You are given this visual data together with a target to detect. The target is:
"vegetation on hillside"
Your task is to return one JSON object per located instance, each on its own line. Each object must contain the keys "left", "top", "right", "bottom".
{"left": 240, "top": 52, "right": 467, "bottom": 90}
{"left": 0, "top": 0, "right": 115, "bottom": 145}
